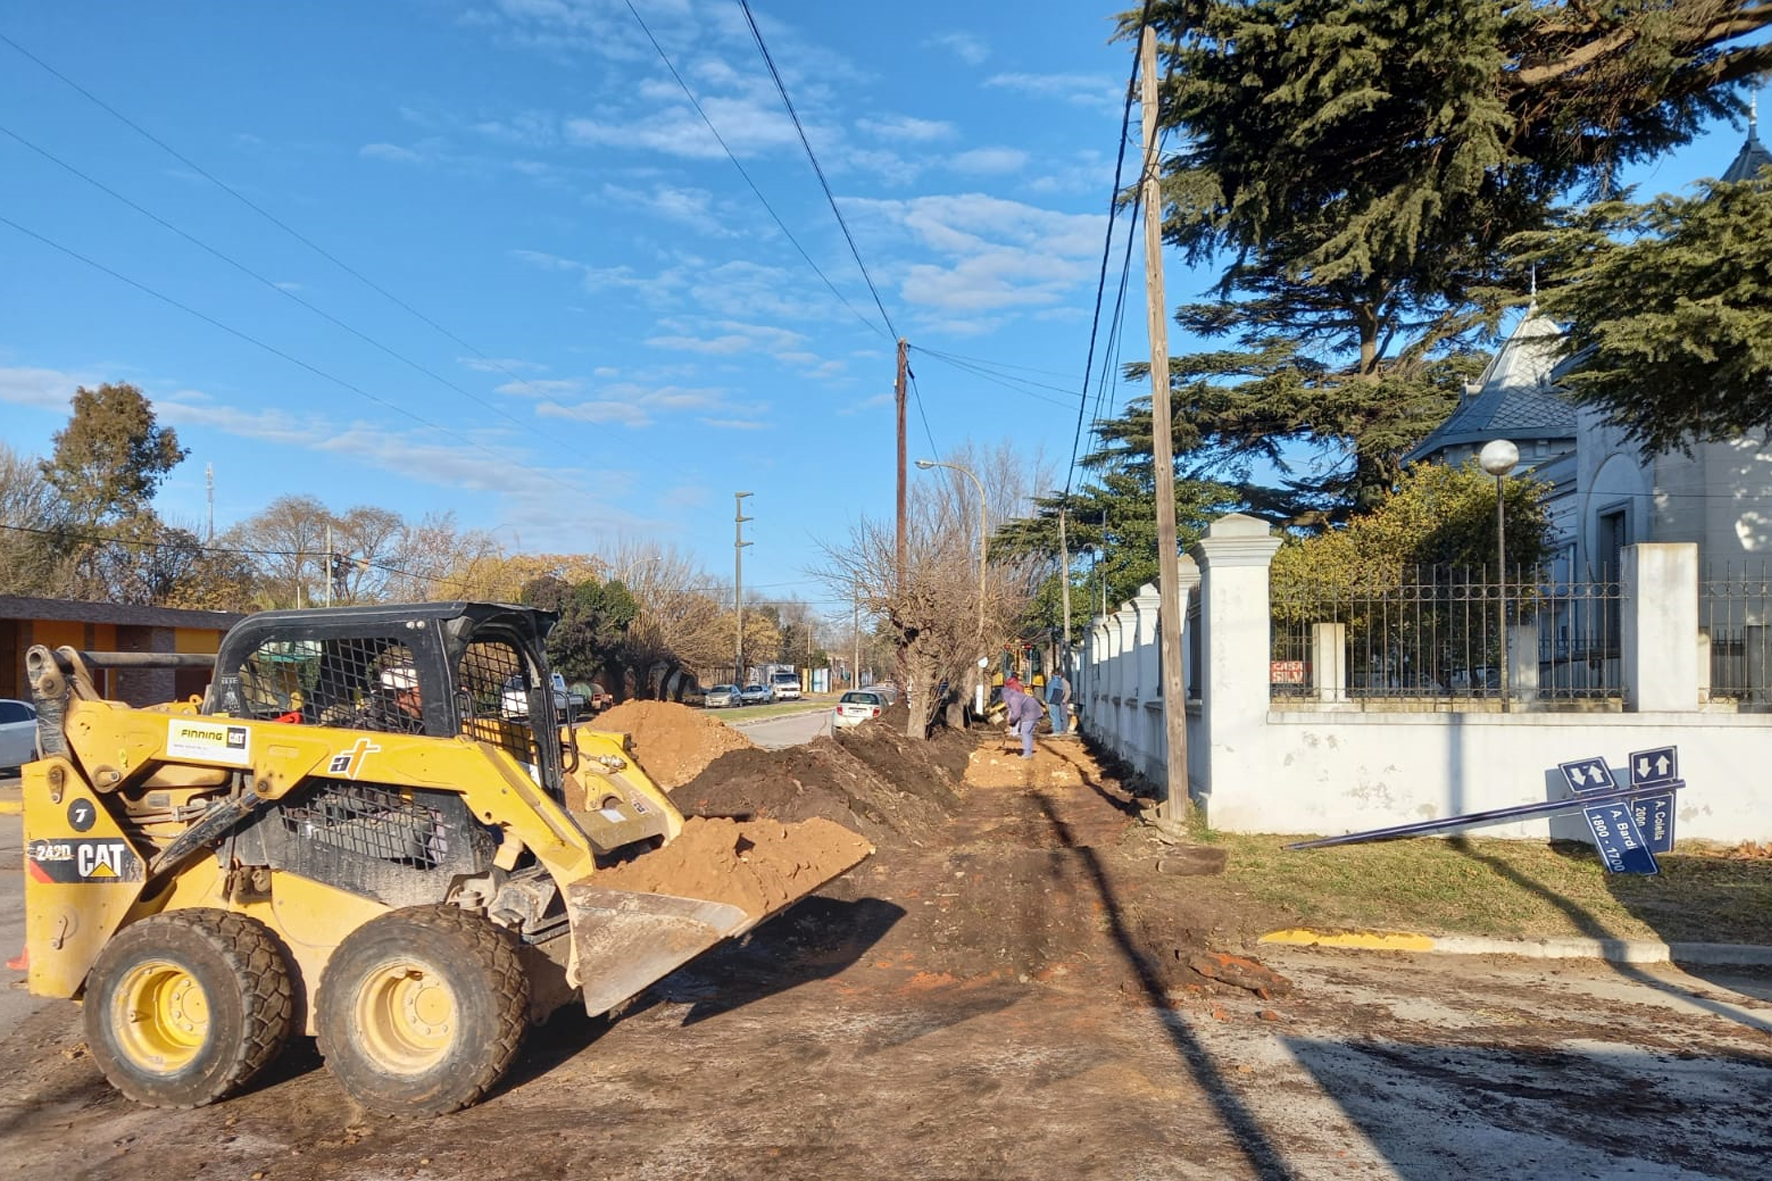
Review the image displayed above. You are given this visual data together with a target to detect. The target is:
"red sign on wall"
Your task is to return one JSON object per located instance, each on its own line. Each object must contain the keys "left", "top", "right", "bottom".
{"left": 1270, "top": 660, "right": 1308, "bottom": 685}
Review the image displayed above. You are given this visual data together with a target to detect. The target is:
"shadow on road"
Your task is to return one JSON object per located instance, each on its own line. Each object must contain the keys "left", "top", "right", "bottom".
{"left": 1031, "top": 783, "right": 1296, "bottom": 1181}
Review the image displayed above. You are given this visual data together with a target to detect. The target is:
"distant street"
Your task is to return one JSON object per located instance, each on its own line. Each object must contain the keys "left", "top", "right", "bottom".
{"left": 731, "top": 706, "right": 834, "bottom": 750}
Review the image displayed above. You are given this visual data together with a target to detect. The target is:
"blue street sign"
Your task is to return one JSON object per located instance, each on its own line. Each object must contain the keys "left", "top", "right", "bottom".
{"left": 1559, "top": 757, "right": 1617, "bottom": 796}
{"left": 1583, "top": 801, "right": 1659, "bottom": 875}
{"left": 1629, "top": 746, "right": 1679, "bottom": 787}
{"left": 1631, "top": 791, "right": 1677, "bottom": 855}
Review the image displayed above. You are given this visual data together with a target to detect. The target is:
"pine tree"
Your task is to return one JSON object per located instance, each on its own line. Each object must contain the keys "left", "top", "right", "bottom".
{"left": 1110, "top": 0, "right": 1769, "bottom": 519}
{"left": 1516, "top": 176, "right": 1772, "bottom": 450}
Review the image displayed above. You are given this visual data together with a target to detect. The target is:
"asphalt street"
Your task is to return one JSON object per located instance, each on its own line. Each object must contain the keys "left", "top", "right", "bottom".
{"left": 731, "top": 706, "right": 835, "bottom": 749}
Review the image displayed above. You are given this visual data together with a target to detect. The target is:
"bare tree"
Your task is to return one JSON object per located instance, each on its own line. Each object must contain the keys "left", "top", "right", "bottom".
{"left": 818, "top": 440, "right": 1050, "bottom": 739}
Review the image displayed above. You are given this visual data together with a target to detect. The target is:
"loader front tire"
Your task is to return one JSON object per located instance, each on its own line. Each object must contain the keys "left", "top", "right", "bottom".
{"left": 316, "top": 905, "right": 527, "bottom": 1117}
{"left": 84, "top": 909, "right": 295, "bottom": 1108}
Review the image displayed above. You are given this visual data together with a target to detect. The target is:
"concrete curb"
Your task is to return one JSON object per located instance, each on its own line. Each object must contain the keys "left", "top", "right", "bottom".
{"left": 1259, "top": 927, "right": 1772, "bottom": 967}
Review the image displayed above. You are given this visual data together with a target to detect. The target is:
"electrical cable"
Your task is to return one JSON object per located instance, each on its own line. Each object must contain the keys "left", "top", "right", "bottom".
{"left": 0, "top": 213, "right": 602, "bottom": 495}
{"left": 1064, "top": 0, "right": 1154, "bottom": 502}
{"left": 735, "top": 0, "right": 899, "bottom": 343}
{"left": 0, "top": 28, "right": 585, "bottom": 410}
{"left": 0, "top": 121, "right": 581, "bottom": 459}
{"left": 621, "top": 0, "right": 886, "bottom": 341}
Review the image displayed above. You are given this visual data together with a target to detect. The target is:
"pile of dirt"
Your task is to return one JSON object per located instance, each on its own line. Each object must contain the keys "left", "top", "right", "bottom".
{"left": 675, "top": 736, "right": 956, "bottom": 849}
{"left": 593, "top": 699, "right": 753, "bottom": 789}
{"left": 593, "top": 816, "right": 873, "bottom": 919}
{"left": 830, "top": 701, "right": 970, "bottom": 811}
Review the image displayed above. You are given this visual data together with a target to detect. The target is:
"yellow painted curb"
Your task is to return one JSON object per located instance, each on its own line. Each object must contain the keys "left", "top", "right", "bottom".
{"left": 1259, "top": 928, "right": 1437, "bottom": 952}
{"left": 0, "top": 799, "right": 21, "bottom": 816}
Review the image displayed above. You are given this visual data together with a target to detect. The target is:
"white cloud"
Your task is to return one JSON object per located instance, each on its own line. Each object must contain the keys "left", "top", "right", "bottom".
{"left": 495, "top": 377, "right": 583, "bottom": 397}
{"left": 536, "top": 382, "right": 731, "bottom": 428}
{"left": 699, "top": 417, "right": 767, "bottom": 431}
{"left": 0, "top": 365, "right": 88, "bottom": 410}
{"left": 857, "top": 115, "right": 957, "bottom": 143}
{"left": 359, "top": 142, "right": 429, "bottom": 164}
{"left": 845, "top": 193, "right": 1106, "bottom": 315}
{"left": 927, "top": 32, "right": 989, "bottom": 65}
{"left": 948, "top": 147, "right": 1029, "bottom": 175}
{"left": 983, "top": 71, "right": 1121, "bottom": 112}
{"left": 837, "top": 391, "right": 893, "bottom": 417}
{"left": 458, "top": 356, "right": 547, "bottom": 373}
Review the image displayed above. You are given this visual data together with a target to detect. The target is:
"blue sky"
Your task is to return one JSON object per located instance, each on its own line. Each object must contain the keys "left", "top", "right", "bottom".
{"left": 0, "top": 3, "right": 1763, "bottom": 609}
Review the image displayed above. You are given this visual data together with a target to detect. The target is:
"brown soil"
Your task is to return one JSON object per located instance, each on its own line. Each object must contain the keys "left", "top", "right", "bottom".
{"left": 5, "top": 730, "right": 1766, "bottom": 1178}
{"left": 593, "top": 816, "right": 873, "bottom": 920}
{"left": 591, "top": 699, "right": 754, "bottom": 789}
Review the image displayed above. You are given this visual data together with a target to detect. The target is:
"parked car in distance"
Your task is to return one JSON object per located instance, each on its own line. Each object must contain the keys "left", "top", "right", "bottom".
{"left": 0, "top": 698, "right": 39, "bottom": 771}
{"left": 739, "top": 684, "right": 773, "bottom": 705}
{"left": 769, "top": 671, "right": 802, "bottom": 700}
{"left": 704, "top": 684, "right": 739, "bottom": 708}
{"left": 501, "top": 672, "right": 589, "bottom": 718}
{"left": 833, "top": 690, "right": 884, "bottom": 728}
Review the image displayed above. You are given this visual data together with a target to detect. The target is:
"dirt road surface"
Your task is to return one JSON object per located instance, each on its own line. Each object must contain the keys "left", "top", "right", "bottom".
{"left": 4, "top": 742, "right": 1770, "bottom": 1179}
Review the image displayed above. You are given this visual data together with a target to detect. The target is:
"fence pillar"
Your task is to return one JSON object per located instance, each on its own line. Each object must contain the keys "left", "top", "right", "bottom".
{"left": 1508, "top": 622, "right": 1539, "bottom": 705}
{"left": 1132, "top": 583, "right": 1161, "bottom": 702}
{"left": 1621, "top": 542, "right": 1699, "bottom": 711}
{"left": 1311, "top": 622, "right": 1346, "bottom": 703}
{"left": 1191, "top": 514, "right": 1283, "bottom": 805}
{"left": 1176, "top": 555, "right": 1201, "bottom": 701}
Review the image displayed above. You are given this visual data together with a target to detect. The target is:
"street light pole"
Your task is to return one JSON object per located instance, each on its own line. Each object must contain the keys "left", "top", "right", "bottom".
{"left": 916, "top": 459, "right": 988, "bottom": 714}
{"left": 1479, "top": 440, "right": 1520, "bottom": 712}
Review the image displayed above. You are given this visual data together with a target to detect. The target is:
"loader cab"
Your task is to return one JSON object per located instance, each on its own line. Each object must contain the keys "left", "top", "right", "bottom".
{"left": 206, "top": 602, "right": 570, "bottom": 800}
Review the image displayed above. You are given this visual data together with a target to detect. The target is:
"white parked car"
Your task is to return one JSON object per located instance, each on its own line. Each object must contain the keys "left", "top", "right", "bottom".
{"left": 769, "top": 671, "right": 802, "bottom": 700}
{"left": 833, "top": 690, "right": 884, "bottom": 728}
{"left": 501, "top": 673, "right": 588, "bottom": 718}
{"left": 0, "top": 698, "right": 39, "bottom": 771}
{"left": 704, "top": 685, "right": 739, "bottom": 708}
{"left": 739, "top": 684, "right": 773, "bottom": 705}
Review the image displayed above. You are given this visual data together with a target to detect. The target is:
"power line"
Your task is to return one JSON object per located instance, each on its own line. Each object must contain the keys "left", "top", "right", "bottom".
{"left": 0, "top": 120, "right": 581, "bottom": 463}
{"left": 906, "top": 372, "right": 939, "bottom": 456}
{"left": 910, "top": 346, "right": 1083, "bottom": 407}
{"left": 0, "top": 28, "right": 568, "bottom": 408}
{"left": 1065, "top": 0, "right": 1153, "bottom": 501}
{"left": 735, "top": 0, "right": 899, "bottom": 342}
{"left": 620, "top": 0, "right": 886, "bottom": 341}
{"left": 0, "top": 213, "right": 588, "bottom": 492}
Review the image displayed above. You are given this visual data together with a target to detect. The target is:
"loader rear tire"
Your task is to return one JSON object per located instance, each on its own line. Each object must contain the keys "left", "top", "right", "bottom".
{"left": 315, "top": 905, "right": 527, "bottom": 1117}
{"left": 84, "top": 909, "right": 295, "bottom": 1108}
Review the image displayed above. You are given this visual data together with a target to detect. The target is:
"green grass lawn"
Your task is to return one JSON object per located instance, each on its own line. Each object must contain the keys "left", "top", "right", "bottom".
{"left": 1193, "top": 826, "right": 1772, "bottom": 945}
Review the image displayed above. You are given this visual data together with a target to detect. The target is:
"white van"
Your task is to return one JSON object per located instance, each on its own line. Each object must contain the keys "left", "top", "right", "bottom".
{"left": 769, "top": 671, "right": 802, "bottom": 700}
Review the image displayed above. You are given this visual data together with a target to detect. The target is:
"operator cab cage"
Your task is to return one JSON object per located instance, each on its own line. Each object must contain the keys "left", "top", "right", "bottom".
{"left": 205, "top": 601, "right": 570, "bottom": 799}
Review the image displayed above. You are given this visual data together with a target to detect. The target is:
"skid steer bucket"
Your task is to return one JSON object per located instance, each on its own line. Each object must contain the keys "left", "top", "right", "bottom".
{"left": 565, "top": 816, "right": 874, "bottom": 1016}
{"left": 566, "top": 885, "right": 752, "bottom": 1016}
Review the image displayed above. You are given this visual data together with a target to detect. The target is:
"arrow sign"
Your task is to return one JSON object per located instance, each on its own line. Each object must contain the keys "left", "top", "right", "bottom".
{"left": 1583, "top": 801, "right": 1659, "bottom": 875}
{"left": 1558, "top": 757, "right": 1617, "bottom": 796}
{"left": 1629, "top": 745, "right": 1678, "bottom": 787}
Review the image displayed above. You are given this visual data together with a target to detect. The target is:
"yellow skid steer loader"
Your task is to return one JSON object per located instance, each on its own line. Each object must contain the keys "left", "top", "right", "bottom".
{"left": 18, "top": 602, "right": 868, "bottom": 1116}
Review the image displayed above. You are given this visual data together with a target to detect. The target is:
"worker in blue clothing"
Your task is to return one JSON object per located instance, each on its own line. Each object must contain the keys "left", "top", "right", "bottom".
{"left": 1001, "top": 676, "right": 1041, "bottom": 759}
{"left": 1045, "top": 670, "right": 1070, "bottom": 736}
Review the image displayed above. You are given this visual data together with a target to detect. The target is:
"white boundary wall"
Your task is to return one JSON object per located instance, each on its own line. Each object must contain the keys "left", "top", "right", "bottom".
{"left": 1077, "top": 514, "right": 1772, "bottom": 842}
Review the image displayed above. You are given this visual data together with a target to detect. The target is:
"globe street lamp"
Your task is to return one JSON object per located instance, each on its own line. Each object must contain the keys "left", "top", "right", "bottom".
{"left": 916, "top": 459, "right": 988, "bottom": 712}
{"left": 1479, "top": 439, "right": 1520, "bottom": 712}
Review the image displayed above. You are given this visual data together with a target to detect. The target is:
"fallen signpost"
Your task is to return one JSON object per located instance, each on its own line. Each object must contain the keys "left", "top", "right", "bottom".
{"left": 1286, "top": 748, "right": 1685, "bottom": 875}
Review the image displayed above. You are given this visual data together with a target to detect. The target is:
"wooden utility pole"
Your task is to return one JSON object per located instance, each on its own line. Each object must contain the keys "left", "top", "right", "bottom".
{"left": 895, "top": 338, "right": 908, "bottom": 597}
{"left": 734, "top": 491, "right": 753, "bottom": 687}
{"left": 1141, "top": 25, "right": 1189, "bottom": 821}
{"left": 1058, "top": 505, "right": 1072, "bottom": 668}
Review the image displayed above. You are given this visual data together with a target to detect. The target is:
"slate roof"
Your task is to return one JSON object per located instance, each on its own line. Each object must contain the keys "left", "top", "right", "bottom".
{"left": 1406, "top": 309, "right": 1577, "bottom": 463}
{"left": 1722, "top": 102, "right": 1770, "bottom": 183}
